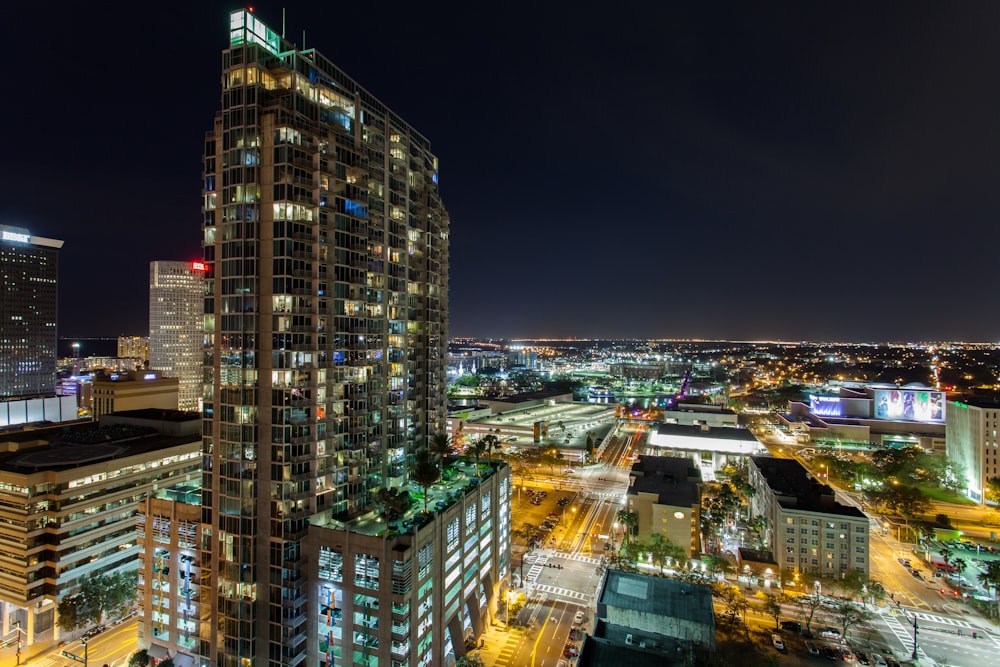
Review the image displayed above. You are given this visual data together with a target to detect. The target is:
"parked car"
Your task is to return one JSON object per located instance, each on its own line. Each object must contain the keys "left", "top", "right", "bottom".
{"left": 819, "top": 627, "right": 841, "bottom": 639}
{"left": 771, "top": 634, "right": 785, "bottom": 650}
{"left": 885, "top": 656, "right": 901, "bottom": 667}
{"left": 779, "top": 620, "right": 802, "bottom": 633}
{"left": 574, "top": 610, "right": 585, "bottom": 624}
{"left": 806, "top": 641, "right": 820, "bottom": 656}
{"left": 871, "top": 654, "right": 888, "bottom": 667}
{"left": 855, "top": 650, "right": 871, "bottom": 665}
{"left": 822, "top": 645, "right": 839, "bottom": 660}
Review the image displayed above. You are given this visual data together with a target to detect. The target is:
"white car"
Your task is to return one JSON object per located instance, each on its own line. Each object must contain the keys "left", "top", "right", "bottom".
{"left": 771, "top": 634, "right": 785, "bottom": 650}
{"left": 819, "top": 627, "right": 841, "bottom": 639}
{"left": 574, "top": 610, "right": 585, "bottom": 624}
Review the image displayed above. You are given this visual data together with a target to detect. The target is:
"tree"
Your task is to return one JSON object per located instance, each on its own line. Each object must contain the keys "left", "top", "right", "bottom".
{"left": 832, "top": 599, "right": 873, "bottom": 640}
{"left": 410, "top": 448, "right": 441, "bottom": 513}
{"left": 763, "top": 593, "right": 785, "bottom": 629}
{"left": 456, "top": 655, "right": 484, "bottom": 667}
{"left": 375, "top": 486, "right": 411, "bottom": 530}
{"left": 792, "top": 591, "right": 827, "bottom": 633}
{"left": 59, "top": 571, "right": 139, "bottom": 633}
{"left": 128, "top": 650, "right": 150, "bottom": 667}
{"left": 952, "top": 557, "right": 968, "bottom": 581}
{"left": 480, "top": 434, "right": 501, "bottom": 461}
{"left": 57, "top": 595, "right": 84, "bottom": 632}
{"left": 977, "top": 560, "right": 1000, "bottom": 617}
{"left": 616, "top": 510, "right": 638, "bottom": 545}
{"left": 468, "top": 438, "right": 488, "bottom": 475}
{"left": 720, "top": 585, "right": 748, "bottom": 624}
{"left": 703, "top": 555, "right": 734, "bottom": 579}
{"left": 428, "top": 432, "right": 454, "bottom": 468}
{"left": 986, "top": 477, "right": 1000, "bottom": 505}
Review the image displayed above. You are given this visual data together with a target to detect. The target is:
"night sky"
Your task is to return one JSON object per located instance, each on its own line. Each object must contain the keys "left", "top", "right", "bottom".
{"left": 3, "top": 2, "right": 1000, "bottom": 342}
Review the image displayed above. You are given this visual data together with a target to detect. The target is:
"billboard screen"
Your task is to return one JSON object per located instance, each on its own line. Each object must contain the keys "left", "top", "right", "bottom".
{"left": 874, "top": 389, "right": 946, "bottom": 424}
{"left": 810, "top": 396, "right": 843, "bottom": 417}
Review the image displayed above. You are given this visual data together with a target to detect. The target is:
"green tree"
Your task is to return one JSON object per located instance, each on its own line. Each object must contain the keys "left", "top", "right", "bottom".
{"left": 616, "top": 510, "right": 638, "bottom": 545}
{"left": 428, "top": 432, "right": 454, "bottom": 468}
{"left": 792, "top": 591, "right": 827, "bottom": 633}
{"left": 480, "top": 434, "right": 501, "bottom": 461}
{"left": 468, "top": 438, "right": 488, "bottom": 476}
{"left": 986, "top": 477, "right": 1000, "bottom": 505}
{"left": 411, "top": 448, "right": 441, "bottom": 514}
{"left": 456, "top": 654, "right": 484, "bottom": 667}
{"left": 128, "top": 650, "right": 150, "bottom": 667}
{"left": 832, "top": 599, "right": 873, "bottom": 640}
{"left": 375, "top": 486, "right": 411, "bottom": 530}
{"left": 762, "top": 593, "right": 785, "bottom": 629}
{"left": 977, "top": 560, "right": 1000, "bottom": 617}
{"left": 57, "top": 595, "right": 85, "bottom": 632}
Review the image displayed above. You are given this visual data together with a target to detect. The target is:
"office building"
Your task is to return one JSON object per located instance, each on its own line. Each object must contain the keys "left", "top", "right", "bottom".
{"left": 91, "top": 370, "right": 179, "bottom": 419}
{"left": 748, "top": 456, "right": 869, "bottom": 577}
{"left": 149, "top": 261, "right": 204, "bottom": 411}
{"left": 647, "top": 423, "right": 765, "bottom": 481}
{"left": 118, "top": 336, "right": 150, "bottom": 363}
{"left": 0, "top": 411, "right": 200, "bottom": 648}
{"left": 0, "top": 225, "right": 63, "bottom": 399}
{"left": 626, "top": 456, "right": 701, "bottom": 557}
{"left": 946, "top": 398, "right": 1000, "bottom": 504}
{"left": 202, "top": 9, "right": 450, "bottom": 666}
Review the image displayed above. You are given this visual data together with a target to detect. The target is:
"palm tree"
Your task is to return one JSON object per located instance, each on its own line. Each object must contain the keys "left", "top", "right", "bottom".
{"left": 469, "top": 438, "right": 488, "bottom": 476}
{"left": 616, "top": 509, "right": 638, "bottom": 545}
{"left": 375, "top": 487, "right": 411, "bottom": 531}
{"left": 978, "top": 560, "right": 1000, "bottom": 617}
{"left": 411, "top": 448, "right": 441, "bottom": 514}
{"left": 480, "top": 434, "right": 500, "bottom": 461}
{"left": 429, "top": 432, "right": 453, "bottom": 468}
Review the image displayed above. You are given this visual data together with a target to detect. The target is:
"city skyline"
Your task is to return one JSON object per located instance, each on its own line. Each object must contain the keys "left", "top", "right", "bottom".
{"left": 4, "top": 2, "right": 1000, "bottom": 341}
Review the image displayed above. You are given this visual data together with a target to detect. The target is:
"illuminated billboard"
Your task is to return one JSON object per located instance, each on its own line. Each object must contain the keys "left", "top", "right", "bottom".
{"left": 810, "top": 396, "right": 843, "bottom": 417}
{"left": 874, "top": 389, "right": 945, "bottom": 424}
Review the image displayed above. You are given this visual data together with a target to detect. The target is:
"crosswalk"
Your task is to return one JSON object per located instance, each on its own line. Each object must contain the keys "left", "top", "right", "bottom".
{"left": 911, "top": 611, "right": 973, "bottom": 629}
{"left": 491, "top": 628, "right": 524, "bottom": 667}
{"left": 881, "top": 613, "right": 930, "bottom": 661}
{"left": 532, "top": 583, "right": 591, "bottom": 602}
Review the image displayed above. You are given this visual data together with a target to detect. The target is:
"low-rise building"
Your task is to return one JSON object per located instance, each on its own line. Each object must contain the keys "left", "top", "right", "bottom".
{"left": 627, "top": 456, "right": 701, "bottom": 557}
{"left": 646, "top": 423, "right": 765, "bottom": 481}
{"left": 0, "top": 412, "right": 201, "bottom": 648}
{"left": 595, "top": 569, "right": 715, "bottom": 652}
{"left": 748, "top": 456, "right": 869, "bottom": 577}
{"left": 91, "top": 370, "right": 180, "bottom": 419}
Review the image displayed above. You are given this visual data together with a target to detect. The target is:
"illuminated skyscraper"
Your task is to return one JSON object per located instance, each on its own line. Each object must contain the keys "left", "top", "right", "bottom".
{"left": 149, "top": 261, "right": 205, "bottom": 411}
{"left": 202, "top": 10, "right": 450, "bottom": 666}
{"left": 0, "top": 225, "right": 63, "bottom": 399}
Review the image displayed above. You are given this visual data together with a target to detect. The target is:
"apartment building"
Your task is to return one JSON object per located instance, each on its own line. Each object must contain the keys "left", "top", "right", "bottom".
{"left": 748, "top": 456, "right": 869, "bottom": 577}
{"left": 202, "top": 9, "right": 450, "bottom": 666}
{"left": 946, "top": 398, "right": 1000, "bottom": 504}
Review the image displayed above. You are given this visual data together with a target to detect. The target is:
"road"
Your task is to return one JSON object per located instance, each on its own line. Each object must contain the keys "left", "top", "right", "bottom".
{"left": 23, "top": 620, "right": 138, "bottom": 667}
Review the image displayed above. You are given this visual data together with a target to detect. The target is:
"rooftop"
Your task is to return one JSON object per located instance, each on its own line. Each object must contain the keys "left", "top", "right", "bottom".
{"left": 577, "top": 633, "right": 686, "bottom": 667}
{"left": 598, "top": 569, "right": 714, "bottom": 627}
{"left": 654, "top": 423, "right": 758, "bottom": 442}
{"left": 628, "top": 456, "right": 700, "bottom": 507}
{"left": 750, "top": 455, "right": 866, "bottom": 518}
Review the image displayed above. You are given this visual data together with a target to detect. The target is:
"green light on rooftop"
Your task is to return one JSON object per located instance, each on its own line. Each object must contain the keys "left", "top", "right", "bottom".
{"left": 230, "top": 9, "right": 280, "bottom": 57}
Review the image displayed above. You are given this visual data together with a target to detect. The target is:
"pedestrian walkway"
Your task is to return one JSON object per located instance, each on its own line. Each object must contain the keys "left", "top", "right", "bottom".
{"left": 532, "top": 583, "right": 591, "bottom": 603}
{"left": 881, "top": 613, "right": 936, "bottom": 665}
{"left": 489, "top": 628, "right": 525, "bottom": 667}
{"left": 911, "top": 611, "right": 973, "bottom": 629}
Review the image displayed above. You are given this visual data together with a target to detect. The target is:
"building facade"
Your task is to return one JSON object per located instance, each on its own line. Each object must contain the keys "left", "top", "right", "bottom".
{"left": 0, "top": 415, "right": 200, "bottom": 647}
{"left": 149, "top": 261, "right": 204, "bottom": 411}
{"left": 627, "top": 456, "right": 701, "bottom": 557}
{"left": 748, "top": 456, "right": 869, "bottom": 577}
{"left": 946, "top": 399, "right": 1000, "bottom": 504}
{"left": 118, "top": 336, "right": 150, "bottom": 363}
{"left": 202, "top": 10, "right": 450, "bottom": 667}
{"left": 307, "top": 462, "right": 510, "bottom": 667}
{"left": 91, "top": 370, "right": 179, "bottom": 420}
{"left": 0, "top": 225, "right": 63, "bottom": 399}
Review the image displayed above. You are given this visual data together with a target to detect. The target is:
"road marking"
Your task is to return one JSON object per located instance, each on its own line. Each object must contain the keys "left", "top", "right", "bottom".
{"left": 911, "top": 611, "right": 973, "bottom": 628}
{"left": 532, "top": 583, "right": 591, "bottom": 602}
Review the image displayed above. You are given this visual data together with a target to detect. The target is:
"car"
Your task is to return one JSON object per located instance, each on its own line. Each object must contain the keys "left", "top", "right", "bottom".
{"left": 819, "top": 627, "right": 841, "bottom": 639}
{"left": 911, "top": 570, "right": 922, "bottom": 580}
{"left": 625, "top": 633, "right": 633, "bottom": 645}
{"left": 885, "top": 656, "right": 901, "bottom": 667}
{"left": 806, "top": 641, "right": 820, "bottom": 656}
{"left": 771, "top": 634, "right": 785, "bottom": 650}
{"left": 564, "top": 468, "right": 576, "bottom": 474}
{"left": 526, "top": 489, "right": 535, "bottom": 495}
{"left": 563, "top": 647, "right": 579, "bottom": 658}
{"left": 839, "top": 647, "right": 855, "bottom": 662}
{"left": 537, "top": 491, "right": 548, "bottom": 498}
{"left": 574, "top": 610, "right": 585, "bottom": 624}
{"left": 871, "top": 654, "right": 888, "bottom": 667}
{"left": 779, "top": 620, "right": 802, "bottom": 633}
{"left": 557, "top": 661, "right": 569, "bottom": 667}
{"left": 822, "top": 645, "right": 839, "bottom": 660}
{"left": 855, "top": 650, "right": 871, "bottom": 665}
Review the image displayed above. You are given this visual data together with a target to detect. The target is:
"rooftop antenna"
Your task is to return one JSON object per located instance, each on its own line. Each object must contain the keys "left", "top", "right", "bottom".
{"left": 302, "top": 30, "right": 306, "bottom": 50}
{"left": 282, "top": 8, "right": 286, "bottom": 38}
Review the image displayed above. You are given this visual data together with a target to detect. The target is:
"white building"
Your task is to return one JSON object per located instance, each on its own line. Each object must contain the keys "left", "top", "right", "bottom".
{"left": 149, "top": 261, "right": 204, "bottom": 412}
{"left": 748, "top": 456, "right": 869, "bottom": 577}
{"left": 946, "top": 399, "right": 1000, "bottom": 504}
{"left": 647, "top": 424, "right": 765, "bottom": 481}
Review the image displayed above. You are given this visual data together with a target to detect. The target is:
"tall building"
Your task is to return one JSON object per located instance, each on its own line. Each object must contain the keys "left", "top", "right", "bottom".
{"left": 946, "top": 398, "right": 1000, "bottom": 504}
{"left": 0, "top": 225, "right": 63, "bottom": 399}
{"left": 118, "top": 335, "right": 150, "bottom": 363}
{"left": 202, "top": 10, "right": 450, "bottom": 666}
{"left": 748, "top": 456, "right": 869, "bottom": 577}
{"left": 149, "top": 261, "right": 205, "bottom": 411}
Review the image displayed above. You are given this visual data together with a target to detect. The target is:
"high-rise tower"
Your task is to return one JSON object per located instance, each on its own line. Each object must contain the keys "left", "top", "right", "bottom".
{"left": 0, "top": 225, "right": 63, "bottom": 399}
{"left": 202, "top": 10, "right": 449, "bottom": 666}
{"left": 149, "top": 260, "right": 205, "bottom": 411}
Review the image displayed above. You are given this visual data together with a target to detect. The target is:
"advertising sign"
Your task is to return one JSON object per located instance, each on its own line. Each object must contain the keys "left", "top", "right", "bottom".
{"left": 810, "top": 396, "right": 843, "bottom": 417}
{"left": 874, "top": 389, "right": 946, "bottom": 424}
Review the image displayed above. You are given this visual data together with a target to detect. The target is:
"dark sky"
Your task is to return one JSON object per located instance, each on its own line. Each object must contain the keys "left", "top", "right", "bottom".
{"left": 3, "top": 2, "right": 1000, "bottom": 342}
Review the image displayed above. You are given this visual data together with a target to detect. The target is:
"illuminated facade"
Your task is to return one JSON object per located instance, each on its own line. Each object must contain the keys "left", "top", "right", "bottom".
{"left": 748, "top": 456, "right": 869, "bottom": 577}
{"left": 150, "top": 261, "right": 205, "bottom": 411}
{"left": 91, "top": 370, "right": 179, "bottom": 419}
{"left": 0, "top": 415, "right": 200, "bottom": 647}
{"left": 0, "top": 225, "right": 63, "bottom": 399}
{"left": 118, "top": 336, "right": 150, "bottom": 363}
{"left": 945, "top": 399, "right": 1000, "bottom": 504}
{"left": 627, "top": 456, "right": 701, "bottom": 557}
{"left": 202, "top": 10, "right": 449, "bottom": 667}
